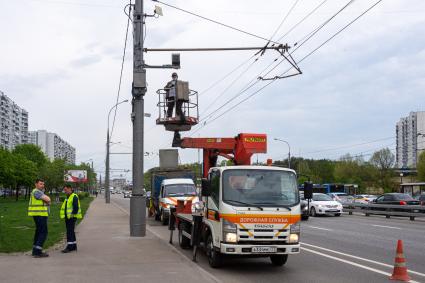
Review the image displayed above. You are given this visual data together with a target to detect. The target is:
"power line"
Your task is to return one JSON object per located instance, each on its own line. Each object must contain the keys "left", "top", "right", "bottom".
{"left": 268, "top": 0, "right": 300, "bottom": 42}
{"left": 297, "top": 0, "right": 384, "bottom": 65}
{"left": 292, "top": 0, "right": 355, "bottom": 53}
{"left": 187, "top": 1, "right": 355, "bottom": 133}
{"left": 110, "top": 1, "right": 132, "bottom": 140}
{"left": 303, "top": 136, "right": 395, "bottom": 155}
{"left": 152, "top": 0, "right": 282, "bottom": 45}
{"left": 275, "top": 0, "right": 329, "bottom": 42}
{"left": 194, "top": 0, "right": 384, "bottom": 131}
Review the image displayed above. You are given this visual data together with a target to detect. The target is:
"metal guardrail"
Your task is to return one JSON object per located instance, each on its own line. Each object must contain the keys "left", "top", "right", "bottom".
{"left": 342, "top": 202, "right": 425, "bottom": 221}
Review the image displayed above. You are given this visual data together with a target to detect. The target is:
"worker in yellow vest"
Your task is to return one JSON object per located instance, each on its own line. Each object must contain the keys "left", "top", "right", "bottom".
{"left": 28, "top": 179, "right": 51, "bottom": 258}
{"left": 60, "top": 184, "right": 82, "bottom": 253}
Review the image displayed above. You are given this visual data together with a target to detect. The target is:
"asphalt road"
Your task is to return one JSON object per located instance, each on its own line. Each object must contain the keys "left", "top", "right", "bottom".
{"left": 111, "top": 194, "right": 425, "bottom": 283}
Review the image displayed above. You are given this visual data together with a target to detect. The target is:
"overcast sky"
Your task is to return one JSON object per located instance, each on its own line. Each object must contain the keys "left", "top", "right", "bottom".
{"left": 1, "top": 0, "right": 424, "bottom": 179}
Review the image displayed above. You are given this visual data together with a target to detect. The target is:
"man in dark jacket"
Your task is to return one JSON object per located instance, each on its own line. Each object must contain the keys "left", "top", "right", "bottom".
{"left": 60, "top": 185, "right": 82, "bottom": 253}
{"left": 164, "top": 72, "right": 184, "bottom": 120}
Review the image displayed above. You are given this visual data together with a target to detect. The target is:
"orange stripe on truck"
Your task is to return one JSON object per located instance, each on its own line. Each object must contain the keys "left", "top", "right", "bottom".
{"left": 220, "top": 214, "right": 301, "bottom": 224}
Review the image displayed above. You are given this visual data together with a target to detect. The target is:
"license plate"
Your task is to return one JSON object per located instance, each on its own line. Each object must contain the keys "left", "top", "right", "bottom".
{"left": 252, "top": 247, "right": 277, "bottom": 253}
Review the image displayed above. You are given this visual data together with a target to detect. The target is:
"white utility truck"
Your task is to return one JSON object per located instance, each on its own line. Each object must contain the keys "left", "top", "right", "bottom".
{"left": 169, "top": 165, "right": 301, "bottom": 268}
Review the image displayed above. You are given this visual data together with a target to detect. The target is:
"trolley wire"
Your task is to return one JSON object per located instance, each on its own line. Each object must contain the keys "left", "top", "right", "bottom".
{"left": 110, "top": 0, "right": 132, "bottom": 140}
{"left": 152, "top": 0, "right": 282, "bottom": 45}
{"left": 189, "top": 0, "right": 384, "bottom": 135}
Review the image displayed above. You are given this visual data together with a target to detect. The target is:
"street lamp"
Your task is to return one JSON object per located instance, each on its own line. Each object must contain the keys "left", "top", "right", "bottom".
{"left": 274, "top": 138, "right": 291, "bottom": 169}
{"left": 106, "top": 99, "right": 128, "bottom": 203}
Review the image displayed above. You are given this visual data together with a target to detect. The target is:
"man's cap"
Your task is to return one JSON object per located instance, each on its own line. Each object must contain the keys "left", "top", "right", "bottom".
{"left": 172, "top": 72, "right": 178, "bottom": 77}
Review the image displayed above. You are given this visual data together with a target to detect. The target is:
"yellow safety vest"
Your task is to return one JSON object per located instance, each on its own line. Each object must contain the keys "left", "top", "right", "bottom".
{"left": 28, "top": 189, "right": 49, "bottom": 217}
{"left": 60, "top": 193, "right": 82, "bottom": 219}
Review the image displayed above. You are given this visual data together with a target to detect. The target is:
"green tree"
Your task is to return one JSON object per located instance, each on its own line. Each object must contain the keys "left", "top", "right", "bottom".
{"left": 40, "top": 159, "right": 66, "bottom": 194}
{"left": 12, "top": 144, "right": 47, "bottom": 168}
{"left": 369, "top": 148, "right": 395, "bottom": 192}
{"left": 417, "top": 151, "right": 425, "bottom": 181}
{"left": 10, "top": 154, "right": 37, "bottom": 201}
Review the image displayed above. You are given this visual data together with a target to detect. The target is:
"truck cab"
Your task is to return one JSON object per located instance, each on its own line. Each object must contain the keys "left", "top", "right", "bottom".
{"left": 159, "top": 178, "right": 198, "bottom": 225}
{"left": 174, "top": 165, "right": 301, "bottom": 268}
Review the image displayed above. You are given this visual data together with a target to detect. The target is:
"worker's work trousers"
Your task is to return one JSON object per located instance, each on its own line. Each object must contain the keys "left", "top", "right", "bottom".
{"left": 32, "top": 216, "right": 48, "bottom": 255}
{"left": 65, "top": 218, "right": 77, "bottom": 249}
{"left": 166, "top": 99, "right": 184, "bottom": 120}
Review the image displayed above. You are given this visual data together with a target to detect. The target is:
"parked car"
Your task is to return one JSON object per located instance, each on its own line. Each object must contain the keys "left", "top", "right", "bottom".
{"left": 373, "top": 193, "right": 420, "bottom": 206}
{"left": 327, "top": 192, "right": 349, "bottom": 203}
{"left": 310, "top": 193, "right": 343, "bottom": 217}
{"left": 123, "top": 191, "right": 132, "bottom": 198}
{"left": 353, "top": 195, "right": 370, "bottom": 204}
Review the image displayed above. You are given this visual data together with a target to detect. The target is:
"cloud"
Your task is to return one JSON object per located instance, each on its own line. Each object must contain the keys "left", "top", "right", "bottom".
{"left": 70, "top": 54, "right": 102, "bottom": 68}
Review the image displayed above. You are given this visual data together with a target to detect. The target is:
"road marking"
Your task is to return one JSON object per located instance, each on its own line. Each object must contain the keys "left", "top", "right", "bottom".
{"left": 303, "top": 225, "right": 333, "bottom": 231}
{"left": 111, "top": 200, "right": 223, "bottom": 283}
{"left": 371, "top": 224, "right": 401, "bottom": 230}
{"left": 302, "top": 242, "right": 425, "bottom": 278}
{"left": 302, "top": 247, "right": 421, "bottom": 283}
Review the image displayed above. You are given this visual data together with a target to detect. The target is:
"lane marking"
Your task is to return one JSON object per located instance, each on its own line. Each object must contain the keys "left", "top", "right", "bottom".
{"left": 111, "top": 200, "right": 223, "bottom": 283}
{"left": 303, "top": 225, "right": 333, "bottom": 231}
{"left": 371, "top": 224, "right": 401, "bottom": 230}
{"left": 302, "top": 247, "right": 421, "bottom": 283}
{"left": 302, "top": 242, "right": 425, "bottom": 278}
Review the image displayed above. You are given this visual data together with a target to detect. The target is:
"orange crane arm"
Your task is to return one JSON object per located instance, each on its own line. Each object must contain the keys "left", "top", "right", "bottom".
{"left": 179, "top": 133, "right": 267, "bottom": 177}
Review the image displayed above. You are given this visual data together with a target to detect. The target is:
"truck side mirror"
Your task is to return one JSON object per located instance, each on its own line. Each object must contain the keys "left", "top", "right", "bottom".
{"left": 201, "top": 178, "right": 211, "bottom": 197}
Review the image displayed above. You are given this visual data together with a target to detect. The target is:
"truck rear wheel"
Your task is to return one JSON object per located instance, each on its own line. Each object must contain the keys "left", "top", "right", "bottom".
{"left": 178, "top": 222, "right": 191, "bottom": 249}
{"left": 206, "top": 234, "right": 222, "bottom": 268}
{"left": 270, "top": 254, "right": 288, "bottom": 266}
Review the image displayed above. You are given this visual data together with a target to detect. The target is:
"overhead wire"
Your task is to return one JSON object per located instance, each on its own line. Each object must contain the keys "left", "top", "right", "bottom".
{"left": 292, "top": 0, "right": 355, "bottom": 53}
{"left": 152, "top": 0, "right": 283, "bottom": 45}
{"left": 275, "top": 0, "right": 329, "bottom": 42}
{"left": 187, "top": 1, "right": 352, "bottom": 134}
{"left": 268, "top": 0, "right": 301, "bottom": 42}
{"left": 190, "top": 0, "right": 384, "bottom": 133}
{"left": 110, "top": 0, "right": 132, "bottom": 140}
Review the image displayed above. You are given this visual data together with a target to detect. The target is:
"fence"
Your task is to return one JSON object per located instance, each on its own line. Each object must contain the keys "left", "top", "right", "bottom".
{"left": 342, "top": 203, "right": 425, "bottom": 221}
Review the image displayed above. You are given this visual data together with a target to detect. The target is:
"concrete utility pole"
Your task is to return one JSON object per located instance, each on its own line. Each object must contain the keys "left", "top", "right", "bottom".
{"left": 106, "top": 100, "right": 128, "bottom": 204}
{"left": 105, "top": 129, "right": 110, "bottom": 203}
{"left": 130, "top": 0, "right": 146, "bottom": 237}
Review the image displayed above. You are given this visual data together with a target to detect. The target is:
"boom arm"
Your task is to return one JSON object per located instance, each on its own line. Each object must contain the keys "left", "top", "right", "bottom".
{"left": 178, "top": 133, "right": 267, "bottom": 177}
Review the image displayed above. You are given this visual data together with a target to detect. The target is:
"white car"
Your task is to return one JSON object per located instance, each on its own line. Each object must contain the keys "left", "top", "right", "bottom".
{"left": 310, "top": 193, "right": 343, "bottom": 217}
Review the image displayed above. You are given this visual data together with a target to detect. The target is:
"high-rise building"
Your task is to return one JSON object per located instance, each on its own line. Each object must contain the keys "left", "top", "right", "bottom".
{"left": 0, "top": 91, "right": 29, "bottom": 150}
{"left": 396, "top": 111, "right": 425, "bottom": 168}
{"left": 29, "top": 130, "right": 76, "bottom": 164}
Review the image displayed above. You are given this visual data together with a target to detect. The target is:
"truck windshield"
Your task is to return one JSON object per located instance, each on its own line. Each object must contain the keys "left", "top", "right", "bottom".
{"left": 222, "top": 169, "right": 299, "bottom": 207}
{"left": 164, "top": 184, "right": 196, "bottom": 197}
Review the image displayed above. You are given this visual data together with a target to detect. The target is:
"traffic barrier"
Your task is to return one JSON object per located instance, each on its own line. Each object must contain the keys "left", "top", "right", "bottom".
{"left": 389, "top": 240, "right": 411, "bottom": 282}
{"left": 342, "top": 203, "right": 425, "bottom": 221}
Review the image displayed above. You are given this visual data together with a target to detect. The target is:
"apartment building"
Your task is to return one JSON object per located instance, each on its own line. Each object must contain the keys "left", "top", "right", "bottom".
{"left": 29, "top": 130, "right": 76, "bottom": 164}
{"left": 0, "top": 91, "right": 29, "bottom": 150}
{"left": 396, "top": 111, "right": 425, "bottom": 168}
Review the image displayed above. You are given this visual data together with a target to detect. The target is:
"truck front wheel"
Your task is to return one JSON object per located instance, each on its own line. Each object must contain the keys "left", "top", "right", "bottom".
{"left": 270, "top": 254, "right": 288, "bottom": 266}
{"left": 206, "top": 234, "right": 222, "bottom": 268}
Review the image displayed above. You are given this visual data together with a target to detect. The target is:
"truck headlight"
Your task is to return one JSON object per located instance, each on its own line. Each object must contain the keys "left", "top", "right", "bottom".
{"left": 289, "top": 222, "right": 300, "bottom": 244}
{"left": 192, "top": 201, "right": 204, "bottom": 213}
{"left": 289, "top": 233, "right": 299, "bottom": 243}
{"left": 225, "top": 232, "right": 237, "bottom": 243}
{"left": 223, "top": 219, "right": 237, "bottom": 243}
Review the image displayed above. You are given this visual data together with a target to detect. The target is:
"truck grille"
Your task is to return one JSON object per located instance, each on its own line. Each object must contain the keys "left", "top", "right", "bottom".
{"left": 237, "top": 227, "right": 290, "bottom": 242}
